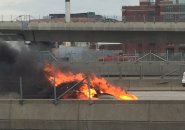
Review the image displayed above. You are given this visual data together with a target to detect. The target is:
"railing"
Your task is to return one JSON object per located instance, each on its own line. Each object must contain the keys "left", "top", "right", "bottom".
{"left": 0, "top": 15, "right": 37, "bottom": 22}
{"left": 1, "top": 15, "right": 185, "bottom": 23}
{"left": 123, "top": 15, "right": 185, "bottom": 23}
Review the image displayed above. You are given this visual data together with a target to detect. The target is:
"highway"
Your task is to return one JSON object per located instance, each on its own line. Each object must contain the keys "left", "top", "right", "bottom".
{"left": 1, "top": 21, "right": 185, "bottom": 42}
{"left": 132, "top": 91, "right": 185, "bottom": 100}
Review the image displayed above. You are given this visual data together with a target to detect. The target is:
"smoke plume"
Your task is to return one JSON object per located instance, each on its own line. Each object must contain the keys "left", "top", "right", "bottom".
{"left": 0, "top": 41, "right": 50, "bottom": 97}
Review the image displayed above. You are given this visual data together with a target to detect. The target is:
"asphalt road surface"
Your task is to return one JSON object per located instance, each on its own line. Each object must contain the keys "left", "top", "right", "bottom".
{"left": 131, "top": 91, "right": 185, "bottom": 100}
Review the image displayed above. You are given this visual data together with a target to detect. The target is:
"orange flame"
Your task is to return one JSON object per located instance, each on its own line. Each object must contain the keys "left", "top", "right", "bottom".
{"left": 43, "top": 64, "right": 138, "bottom": 100}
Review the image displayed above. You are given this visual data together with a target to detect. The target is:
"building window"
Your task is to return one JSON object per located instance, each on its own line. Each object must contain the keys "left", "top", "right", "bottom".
{"left": 164, "top": 5, "right": 173, "bottom": 12}
{"left": 179, "top": 5, "right": 185, "bottom": 12}
{"left": 163, "top": 6, "right": 174, "bottom": 21}
{"left": 179, "top": 5, "right": 185, "bottom": 20}
{"left": 164, "top": 14, "right": 174, "bottom": 21}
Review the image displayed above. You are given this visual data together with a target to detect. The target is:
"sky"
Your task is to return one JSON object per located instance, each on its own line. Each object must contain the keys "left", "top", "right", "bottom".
{"left": 0, "top": 0, "right": 139, "bottom": 17}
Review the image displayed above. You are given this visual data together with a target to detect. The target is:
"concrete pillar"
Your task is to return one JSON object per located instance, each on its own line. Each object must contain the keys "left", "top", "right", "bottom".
{"left": 65, "top": 0, "right": 71, "bottom": 23}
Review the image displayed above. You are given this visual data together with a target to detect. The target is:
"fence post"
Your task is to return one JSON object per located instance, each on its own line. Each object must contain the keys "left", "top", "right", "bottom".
{"left": 140, "top": 64, "right": 143, "bottom": 80}
{"left": 87, "top": 76, "right": 93, "bottom": 105}
{"left": 53, "top": 73, "right": 57, "bottom": 105}
{"left": 103, "top": 49, "right": 105, "bottom": 63}
{"left": 19, "top": 77, "right": 24, "bottom": 104}
{"left": 160, "top": 64, "right": 164, "bottom": 79}
{"left": 135, "top": 50, "right": 137, "bottom": 61}
{"left": 153, "top": 16, "right": 155, "bottom": 23}
{"left": 166, "top": 50, "right": 169, "bottom": 61}
{"left": 87, "top": 76, "right": 91, "bottom": 100}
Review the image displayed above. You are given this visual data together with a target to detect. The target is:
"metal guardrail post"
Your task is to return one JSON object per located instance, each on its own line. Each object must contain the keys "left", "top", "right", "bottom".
{"left": 87, "top": 76, "right": 91, "bottom": 100}
{"left": 87, "top": 76, "right": 94, "bottom": 105}
{"left": 53, "top": 74, "right": 57, "bottom": 105}
{"left": 166, "top": 50, "right": 169, "bottom": 61}
{"left": 19, "top": 77, "right": 24, "bottom": 104}
{"left": 149, "top": 50, "right": 152, "bottom": 61}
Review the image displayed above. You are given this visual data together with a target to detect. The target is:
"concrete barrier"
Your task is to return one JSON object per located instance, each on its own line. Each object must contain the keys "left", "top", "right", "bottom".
{"left": 67, "top": 61, "right": 185, "bottom": 77}
{"left": 107, "top": 78, "right": 184, "bottom": 90}
{"left": 0, "top": 100, "right": 185, "bottom": 129}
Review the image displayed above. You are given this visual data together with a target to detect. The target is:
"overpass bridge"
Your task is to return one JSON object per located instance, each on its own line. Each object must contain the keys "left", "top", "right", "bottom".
{"left": 0, "top": 21, "right": 185, "bottom": 43}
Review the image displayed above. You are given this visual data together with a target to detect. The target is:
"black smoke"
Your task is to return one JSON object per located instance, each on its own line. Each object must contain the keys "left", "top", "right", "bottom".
{"left": 0, "top": 43, "right": 18, "bottom": 64}
{"left": 0, "top": 41, "right": 51, "bottom": 97}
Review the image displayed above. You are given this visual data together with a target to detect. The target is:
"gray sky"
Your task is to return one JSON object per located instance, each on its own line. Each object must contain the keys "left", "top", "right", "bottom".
{"left": 0, "top": 0, "right": 139, "bottom": 17}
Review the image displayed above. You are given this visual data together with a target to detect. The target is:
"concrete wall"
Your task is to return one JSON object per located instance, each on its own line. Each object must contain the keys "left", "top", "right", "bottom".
{"left": 2, "top": 21, "right": 185, "bottom": 31}
{"left": 108, "top": 78, "right": 183, "bottom": 90}
{"left": 0, "top": 100, "right": 185, "bottom": 129}
{"left": 0, "top": 21, "right": 21, "bottom": 30}
{"left": 27, "top": 22, "right": 185, "bottom": 31}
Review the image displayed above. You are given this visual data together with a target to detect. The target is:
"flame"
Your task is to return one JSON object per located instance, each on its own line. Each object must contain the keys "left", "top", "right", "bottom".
{"left": 43, "top": 64, "right": 138, "bottom": 100}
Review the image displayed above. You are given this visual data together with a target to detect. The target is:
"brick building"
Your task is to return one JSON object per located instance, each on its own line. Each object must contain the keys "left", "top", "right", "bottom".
{"left": 122, "top": 0, "right": 156, "bottom": 21}
{"left": 122, "top": 0, "right": 185, "bottom": 21}
{"left": 119, "top": 0, "right": 185, "bottom": 55}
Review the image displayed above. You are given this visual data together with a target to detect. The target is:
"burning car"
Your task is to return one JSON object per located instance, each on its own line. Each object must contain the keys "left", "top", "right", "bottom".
{"left": 43, "top": 64, "right": 138, "bottom": 100}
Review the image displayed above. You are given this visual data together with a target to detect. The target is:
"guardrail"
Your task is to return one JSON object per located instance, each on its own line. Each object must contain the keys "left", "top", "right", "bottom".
{"left": 1, "top": 15, "right": 185, "bottom": 23}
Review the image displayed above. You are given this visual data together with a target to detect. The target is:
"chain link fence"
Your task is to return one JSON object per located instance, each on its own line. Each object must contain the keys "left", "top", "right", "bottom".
{"left": 51, "top": 47, "right": 185, "bottom": 62}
